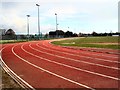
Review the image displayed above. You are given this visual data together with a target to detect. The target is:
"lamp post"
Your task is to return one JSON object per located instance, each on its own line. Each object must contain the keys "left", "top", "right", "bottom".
{"left": 36, "top": 4, "right": 40, "bottom": 40}
{"left": 55, "top": 13, "right": 58, "bottom": 37}
{"left": 57, "top": 24, "right": 59, "bottom": 30}
{"left": 27, "top": 15, "right": 30, "bottom": 41}
{"left": 55, "top": 13, "right": 58, "bottom": 30}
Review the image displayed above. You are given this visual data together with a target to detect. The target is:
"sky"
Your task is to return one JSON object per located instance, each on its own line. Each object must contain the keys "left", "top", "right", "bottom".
{"left": 0, "top": 0, "right": 119, "bottom": 35}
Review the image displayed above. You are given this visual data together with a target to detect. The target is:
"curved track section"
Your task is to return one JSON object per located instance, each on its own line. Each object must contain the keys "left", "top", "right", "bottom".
{"left": 1, "top": 40, "right": 119, "bottom": 89}
{"left": 0, "top": 45, "right": 35, "bottom": 90}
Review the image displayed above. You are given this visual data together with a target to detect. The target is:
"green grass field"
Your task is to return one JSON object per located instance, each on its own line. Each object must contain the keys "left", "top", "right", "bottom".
{"left": 52, "top": 36, "right": 120, "bottom": 49}
{"left": 0, "top": 40, "right": 27, "bottom": 44}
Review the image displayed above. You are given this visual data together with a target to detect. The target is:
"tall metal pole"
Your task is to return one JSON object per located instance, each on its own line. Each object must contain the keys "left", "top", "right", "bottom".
{"left": 55, "top": 13, "right": 58, "bottom": 30}
{"left": 36, "top": 4, "right": 40, "bottom": 40}
{"left": 27, "top": 15, "right": 30, "bottom": 41}
{"left": 55, "top": 13, "right": 58, "bottom": 37}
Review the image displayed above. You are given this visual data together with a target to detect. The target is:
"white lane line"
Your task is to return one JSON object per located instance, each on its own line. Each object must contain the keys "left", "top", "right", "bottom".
{"left": 12, "top": 44, "right": 95, "bottom": 90}
{"left": 40, "top": 43, "right": 119, "bottom": 64}
{"left": 0, "top": 46, "right": 35, "bottom": 90}
{"left": 47, "top": 41, "right": 119, "bottom": 61}
{"left": 48, "top": 41, "right": 119, "bottom": 59}
{"left": 34, "top": 43, "right": 119, "bottom": 70}
{"left": 23, "top": 43, "right": 119, "bottom": 81}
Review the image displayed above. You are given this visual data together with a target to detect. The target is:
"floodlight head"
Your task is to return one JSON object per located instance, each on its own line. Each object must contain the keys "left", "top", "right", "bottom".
{"left": 27, "top": 15, "right": 30, "bottom": 17}
{"left": 36, "top": 4, "right": 40, "bottom": 6}
{"left": 55, "top": 13, "right": 57, "bottom": 15}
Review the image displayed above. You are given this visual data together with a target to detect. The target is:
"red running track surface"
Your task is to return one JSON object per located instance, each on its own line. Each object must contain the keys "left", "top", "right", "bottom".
{"left": 1, "top": 40, "right": 120, "bottom": 89}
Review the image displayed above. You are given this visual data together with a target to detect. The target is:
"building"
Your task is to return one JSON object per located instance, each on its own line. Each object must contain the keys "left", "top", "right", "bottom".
{"left": 0, "top": 29, "right": 6, "bottom": 35}
{"left": 5, "top": 29, "right": 15, "bottom": 35}
{"left": 2, "top": 29, "right": 16, "bottom": 40}
{"left": 0, "top": 29, "right": 6, "bottom": 40}
{"left": 49, "top": 30, "right": 64, "bottom": 38}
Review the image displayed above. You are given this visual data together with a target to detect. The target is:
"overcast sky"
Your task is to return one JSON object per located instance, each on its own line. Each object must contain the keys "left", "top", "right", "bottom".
{"left": 0, "top": 0, "right": 119, "bottom": 34}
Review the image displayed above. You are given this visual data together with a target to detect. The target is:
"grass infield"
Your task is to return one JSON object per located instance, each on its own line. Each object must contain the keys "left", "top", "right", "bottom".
{"left": 52, "top": 36, "right": 120, "bottom": 49}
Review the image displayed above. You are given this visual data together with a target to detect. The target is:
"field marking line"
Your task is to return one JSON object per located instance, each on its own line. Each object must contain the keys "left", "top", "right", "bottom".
{"left": 40, "top": 42, "right": 119, "bottom": 63}
{"left": 48, "top": 41, "right": 119, "bottom": 59}
{"left": 35, "top": 43, "right": 119, "bottom": 70}
{"left": 0, "top": 45, "right": 35, "bottom": 90}
{"left": 22, "top": 43, "right": 119, "bottom": 81}
{"left": 12, "top": 44, "right": 95, "bottom": 90}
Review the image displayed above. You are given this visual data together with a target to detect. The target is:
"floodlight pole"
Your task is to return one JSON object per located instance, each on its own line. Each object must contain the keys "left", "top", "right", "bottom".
{"left": 55, "top": 13, "right": 58, "bottom": 37}
{"left": 55, "top": 13, "right": 58, "bottom": 30}
{"left": 36, "top": 4, "right": 40, "bottom": 40}
{"left": 27, "top": 15, "right": 30, "bottom": 41}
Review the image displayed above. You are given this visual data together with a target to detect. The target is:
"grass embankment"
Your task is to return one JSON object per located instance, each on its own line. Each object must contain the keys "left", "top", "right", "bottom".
{"left": 0, "top": 67, "right": 22, "bottom": 89}
{"left": 0, "top": 40, "right": 27, "bottom": 44}
{"left": 52, "top": 36, "right": 120, "bottom": 49}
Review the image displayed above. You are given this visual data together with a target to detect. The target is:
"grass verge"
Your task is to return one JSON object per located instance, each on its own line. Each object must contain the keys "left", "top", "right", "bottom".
{"left": 0, "top": 66, "right": 22, "bottom": 89}
{"left": 52, "top": 36, "right": 120, "bottom": 49}
{"left": 0, "top": 40, "right": 27, "bottom": 44}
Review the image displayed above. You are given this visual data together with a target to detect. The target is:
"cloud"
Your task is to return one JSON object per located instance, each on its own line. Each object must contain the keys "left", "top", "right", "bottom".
{"left": 1, "top": 14, "right": 26, "bottom": 34}
{"left": 1, "top": 0, "right": 118, "bottom": 34}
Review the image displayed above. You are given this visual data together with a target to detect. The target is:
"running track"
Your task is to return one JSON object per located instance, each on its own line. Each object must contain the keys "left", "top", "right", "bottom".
{"left": 0, "top": 39, "right": 120, "bottom": 89}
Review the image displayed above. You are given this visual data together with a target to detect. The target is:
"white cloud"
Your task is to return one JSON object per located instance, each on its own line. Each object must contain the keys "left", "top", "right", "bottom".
{"left": 1, "top": 0, "right": 119, "bottom": 34}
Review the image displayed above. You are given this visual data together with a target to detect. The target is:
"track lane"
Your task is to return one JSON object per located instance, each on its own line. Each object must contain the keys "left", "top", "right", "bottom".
{"left": 15, "top": 42, "right": 119, "bottom": 88}
{"left": 35, "top": 43, "right": 119, "bottom": 70}
{"left": 1, "top": 46, "right": 36, "bottom": 89}
{"left": 1, "top": 40, "right": 119, "bottom": 89}
{"left": 29, "top": 43, "right": 119, "bottom": 78}
{"left": 2, "top": 44, "right": 88, "bottom": 88}
{"left": 43, "top": 40, "right": 119, "bottom": 60}
{"left": 12, "top": 43, "right": 94, "bottom": 89}
{"left": 39, "top": 41, "right": 119, "bottom": 64}
{"left": 1, "top": 44, "right": 42, "bottom": 88}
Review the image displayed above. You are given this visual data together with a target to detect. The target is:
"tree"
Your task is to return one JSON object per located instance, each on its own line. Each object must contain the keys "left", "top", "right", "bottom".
{"left": 49, "top": 31, "right": 56, "bottom": 38}
{"left": 44, "top": 33, "right": 49, "bottom": 38}
{"left": 72, "top": 33, "right": 78, "bottom": 37}
{"left": 64, "top": 31, "right": 73, "bottom": 37}
{"left": 92, "top": 31, "right": 97, "bottom": 36}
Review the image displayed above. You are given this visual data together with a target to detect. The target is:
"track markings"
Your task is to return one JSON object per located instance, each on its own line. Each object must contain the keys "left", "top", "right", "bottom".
{"left": 20, "top": 43, "right": 119, "bottom": 81}
{"left": 43, "top": 43, "right": 120, "bottom": 63}
{"left": 40, "top": 42, "right": 119, "bottom": 63}
{"left": 12, "top": 44, "right": 95, "bottom": 90}
{"left": 0, "top": 46, "right": 35, "bottom": 90}
{"left": 35, "top": 44, "right": 119, "bottom": 70}
{"left": 1, "top": 40, "right": 119, "bottom": 89}
{"left": 48, "top": 41, "right": 119, "bottom": 59}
